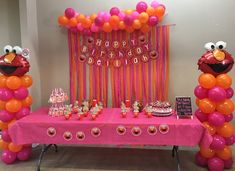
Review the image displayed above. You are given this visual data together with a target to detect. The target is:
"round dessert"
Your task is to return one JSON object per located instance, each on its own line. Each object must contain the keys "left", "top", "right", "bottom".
{"left": 151, "top": 101, "right": 172, "bottom": 116}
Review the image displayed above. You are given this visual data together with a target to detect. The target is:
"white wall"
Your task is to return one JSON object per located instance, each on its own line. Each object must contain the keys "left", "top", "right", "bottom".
{"left": 0, "top": 0, "right": 21, "bottom": 50}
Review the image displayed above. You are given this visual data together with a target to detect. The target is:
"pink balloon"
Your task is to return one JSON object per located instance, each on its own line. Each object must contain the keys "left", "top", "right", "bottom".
{"left": 224, "top": 113, "right": 233, "bottom": 122}
{"left": 64, "top": 8, "right": 75, "bottom": 19}
{"left": 131, "top": 11, "right": 140, "bottom": 19}
{"left": 83, "top": 29, "right": 92, "bottom": 36}
{"left": 1, "top": 130, "right": 12, "bottom": 142}
{"left": 1, "top": 150, "right": 17, "bottom": 164}
{"left": 208, "top": 86, "right": 226, "bottom": 102}
{"left": 124, "top": 15, "right": 134, "bottom": 26}
{"left": 151, "top": 1, "right": 160, "bottom": 8}
{"left": 194, "top": 85, "right": 208, "bottom": 99}
{"left": 195, "top": 109, "right": 208, "bottom": 122}
{"left": 15, "top": 107, "right": 30, "bottom": 120}
{"left": 149, "top": 16, "right": 158, "bottom": 26}
{"left": 97, "top": 12, "right": 105, "bottom": 18}
{"left": 224, "top": 134, "right": 235, "bottom": 146}
{"left": 208, "top": 157, "right": 224, "bottom": 171}
{"left": 102, "top": 13, "right": 111, "bottom": 22}
{"left": 136, "top": 1, "right": 148, "bottom": 13}
{"left": 14, "top": 87, "right": 28, "bottom": 100}
{"left": 17, "top": 147, "right": 32, "bottom": 161}
{"left": 118, "top": 12, "right": 126, "bottom": 20}
{"left": 226, "top": 87, "right": 234, "bottom": 98}
{"left": 110, "top": 7, "right": 120, "bottom": 16}
{"left": 195, "top": 152, "right": 208, "bottom": 167}
{"left": 208, "top": 112, "right": 225, "bottom": 127}
{"left": 94, "top": 17, "right": 104, "bottom": 27}
{"left": 210, "top": 135, "right": 226, "bottom": 150}
{"left": 77, "top": 23, "right": 84, "bottom": 31}
{"left": 0, "top": 110, "right": 15, "bottom": 122}
{"left": 223, "top": 158, "right": 233, "bottom": 169}
{"left": 91, "top": 24, "right": 99, "bottom": 32}
{"left": 0, "top": 88, "right": 13, "bottom": 101}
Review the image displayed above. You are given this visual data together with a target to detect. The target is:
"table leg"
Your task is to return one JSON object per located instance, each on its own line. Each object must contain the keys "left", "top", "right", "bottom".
{"left": 172, "top": 146, "right": 181, "bottom": 171}
{"left": 36, "top": 144, "right": 58, "bottom": 171}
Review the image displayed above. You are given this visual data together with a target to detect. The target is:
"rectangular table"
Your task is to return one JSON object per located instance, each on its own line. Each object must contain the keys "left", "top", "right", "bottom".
{"left": 9, "top": 107, "right": 212, "bottom": 171}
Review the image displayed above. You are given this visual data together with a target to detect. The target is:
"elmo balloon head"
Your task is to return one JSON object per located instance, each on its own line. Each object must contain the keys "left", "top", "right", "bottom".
{"left": 0, "top": 45, "right": 30, "bottom": 76}
{"left": 198, "top": 41, "right": 234, "bottom": 76}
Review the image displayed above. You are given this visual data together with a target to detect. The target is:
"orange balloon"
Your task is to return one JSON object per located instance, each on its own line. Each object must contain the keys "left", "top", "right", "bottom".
{"left": 118, "top": 21, "right": 126, "bottom": 30}
{"left": 0, "top": 100, "right": 6, "bottom": 110}
{"left": 102, "top": 22, "right": 112, "bottom": 32}
{"left": 198, "top": 73, "right": 216, "bottom": 89}
{"left": 90, "top": 13, "right": 97, "bottom": 22}
{"left": 125, "top": 26, "right": 135, "bottom": 33}
{"left": 199, "top": 98, "right": 216, "bottom": 114}
{"left": 6, "top": 99, "right": 22, "bottom": 113}
{"left": 200, "top": 146, "right": 215, "bottom": 158}
{"left": 216, "top": 146, "right": 232, "bottom": 160}
{"left": 0, "top": 121, "right": 8, "bottom": 130}
{"left": 6, "top": 76, "right": 21, "bottom": 90}
{"left": 216, "top": 99, "right": 234, "bottom": 115}
{"left": 0, "top": 139, "right": 9, "bottom": 150}
{"left": 109, "top": 15, "right": 120, "bottom": 27}
{"left": 196, "top": 98, "right": 200, "bottom": 107}
{"left": 21, "top": 75, "right": 33, "bottom": 87}
{"left": 146, "top": 6, "right": 155, "bottom": 16}
{"left": 8, "top": 143, "right": 23, "bottom": 153}
{"left": 203, "top": 122, "right": 216, "bottom": 135}
{"left": 8, "top": 119, "right": 16, "bottom": 129}
{"left": 76, "top": 14, "right": 86, "bottom": 23}
{"left": 0, "top": 75, "right": 7, "bottom": 88}
{"left": 216, "top": 74, "right": 232, "bottom": 89}
{"left": 132, "top": 19, "right": 142, "bottom": 29}
{"left": 68, "top": 17, "right": 77, "bottom": 27}
{"left": 124, "top": 9, "right": 133, "bottom": 15}
{"left": 82, "top": 18, "right": 92, "bottom": 28}
{"left": 154, "top": 6, "right": 165, "bottom": 18}
{"left": 217, "top": 122, "right": 234, "bottom": 137}
{"left": 141, "top": 24, "right": 150, "bottom": 33}
{"left": 22, "top": 95, "right": 33, "bottom": 107}
{"left": 58, "top": 16, "right": 69, "bottom": 26}
{"left": 138, "top": 12, "right": 149, "bottom": 24}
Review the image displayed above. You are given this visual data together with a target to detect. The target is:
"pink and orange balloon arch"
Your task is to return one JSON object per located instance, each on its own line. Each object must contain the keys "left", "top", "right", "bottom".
{"left": 58, "top": 1, "right": 166, "bottom": 34}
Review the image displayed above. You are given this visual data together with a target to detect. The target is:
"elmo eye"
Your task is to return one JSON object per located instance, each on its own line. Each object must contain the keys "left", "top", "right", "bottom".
{"left": 12, "top": 46, "right": 23, "bottom": 54}
{"left": 216, "top": 41, "right": 226, "bottom": 50}
{"left": 3, "top": 45, "right": 12, "bottom": 54}
{"left": 204, "top": 42, "right": 215, "bottom": 51}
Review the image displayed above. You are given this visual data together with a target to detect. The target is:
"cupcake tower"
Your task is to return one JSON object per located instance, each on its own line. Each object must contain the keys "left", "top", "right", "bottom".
{"left": 194, "top": 41, "right": 234, "bottom": 171}
{"left": 0, "top": 45, "right": 32, "bottom": 164}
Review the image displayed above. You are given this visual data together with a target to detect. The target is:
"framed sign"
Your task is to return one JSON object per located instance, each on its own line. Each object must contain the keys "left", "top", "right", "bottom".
{"left": 175, "top": 96, "right": 193, "bottom": 119}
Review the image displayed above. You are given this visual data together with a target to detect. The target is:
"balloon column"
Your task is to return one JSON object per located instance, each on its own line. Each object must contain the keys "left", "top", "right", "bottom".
{"left": 195, "top": 41, "right": 234, "bottom": 171}
{"left": 58, "top": 1, "right": 165, "bottom": 34}
{"left": 0, "top": 45, "right": 32, "bottom": 164}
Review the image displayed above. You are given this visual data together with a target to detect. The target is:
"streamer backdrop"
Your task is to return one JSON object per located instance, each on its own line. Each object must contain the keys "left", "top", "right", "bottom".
{"left": 68, "top": 25, "right": 170, "bottom": 107}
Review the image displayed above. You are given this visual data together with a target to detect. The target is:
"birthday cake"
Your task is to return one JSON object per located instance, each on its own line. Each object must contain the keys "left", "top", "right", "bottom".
{"left": 150, "top": 101, "right": 173, "bottom": 116}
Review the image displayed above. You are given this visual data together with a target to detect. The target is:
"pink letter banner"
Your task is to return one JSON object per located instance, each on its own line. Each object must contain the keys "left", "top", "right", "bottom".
{"left": 68, "top": 25, "right": 170, "bottom": 107}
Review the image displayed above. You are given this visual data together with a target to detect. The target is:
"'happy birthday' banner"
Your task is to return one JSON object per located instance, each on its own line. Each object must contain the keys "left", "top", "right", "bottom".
{"left": 79, "top": 31, "right": 158, "bottom": 67}
{"left": 68, "top": 26, "right": 170, "bottom": 107}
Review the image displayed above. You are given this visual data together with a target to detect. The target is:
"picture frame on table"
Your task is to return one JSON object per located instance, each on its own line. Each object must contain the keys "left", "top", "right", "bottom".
{"left": 175, "top": 96, "right": 193, "bottom": 119}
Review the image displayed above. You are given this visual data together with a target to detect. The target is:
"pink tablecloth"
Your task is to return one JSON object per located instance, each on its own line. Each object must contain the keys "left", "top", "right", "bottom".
{"left": 9, "top": 107, "right": 212, "bottom": 146}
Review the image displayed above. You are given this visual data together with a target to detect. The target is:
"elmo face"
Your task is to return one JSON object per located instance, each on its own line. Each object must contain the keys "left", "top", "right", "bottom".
{"left": 0, "top": 45, "right": 30, "bottom": 76}
{"left": 198, "top": 41, "right": 234, "bottom": 76}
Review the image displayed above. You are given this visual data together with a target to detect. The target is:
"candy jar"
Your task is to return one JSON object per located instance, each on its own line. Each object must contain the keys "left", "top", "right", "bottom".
{"left": 133, "top": 101, "right": 140, "bottom": 118}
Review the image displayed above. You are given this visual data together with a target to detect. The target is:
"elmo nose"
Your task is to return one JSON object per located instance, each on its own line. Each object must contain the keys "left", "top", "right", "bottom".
{"left": 4, "top": 53, "right": 16, "bottom": 63}
{"left": 213, "top": 49, "right": 225, "bottom": 61}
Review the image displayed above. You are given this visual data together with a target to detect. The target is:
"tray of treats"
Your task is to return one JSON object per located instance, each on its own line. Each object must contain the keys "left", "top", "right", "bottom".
{"left": 150, "top": 101, "right": 173, "bottom": 117}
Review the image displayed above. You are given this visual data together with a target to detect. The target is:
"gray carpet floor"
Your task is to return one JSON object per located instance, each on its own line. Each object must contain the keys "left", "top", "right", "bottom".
{"left": 0, "top": 145, "right": 234, "bottom": 171}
